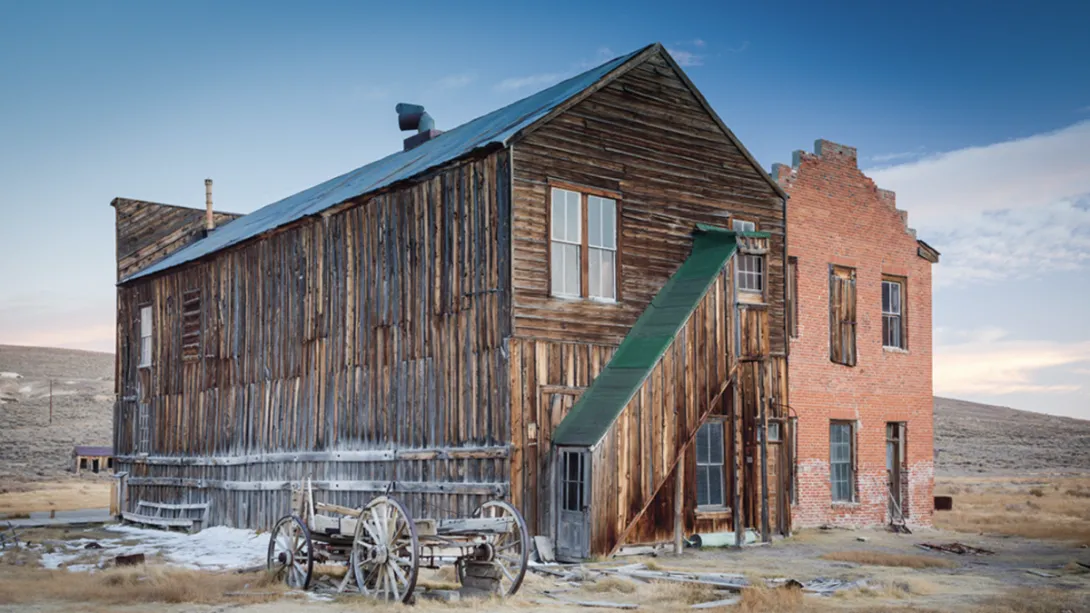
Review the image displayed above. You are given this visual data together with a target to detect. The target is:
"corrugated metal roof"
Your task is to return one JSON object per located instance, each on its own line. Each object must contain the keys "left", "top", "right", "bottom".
{"left": 122, "top": 45, "right": 650, "bottom": 283}
{"left": 551, "top": 226, "right": 741, "bottom": 448}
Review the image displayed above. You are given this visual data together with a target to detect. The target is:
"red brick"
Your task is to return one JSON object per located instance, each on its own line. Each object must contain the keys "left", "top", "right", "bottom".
{"left": 775, "top": 140, "right": 935, "bottom": 529}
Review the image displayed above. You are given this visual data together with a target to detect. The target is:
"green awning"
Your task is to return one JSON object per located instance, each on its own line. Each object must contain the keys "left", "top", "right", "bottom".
{"left": 551, "top": 225, "right": 765, "bottom": 447}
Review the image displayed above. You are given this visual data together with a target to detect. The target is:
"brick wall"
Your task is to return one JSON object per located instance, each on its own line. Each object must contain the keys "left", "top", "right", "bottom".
{"left": 773, "top": 140, "right": 935, "bottom": 528}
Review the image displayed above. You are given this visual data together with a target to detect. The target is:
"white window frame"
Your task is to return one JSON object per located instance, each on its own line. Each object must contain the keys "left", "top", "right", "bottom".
{"left": 587, "top": 195, "right": 617, "bottom": 301}
{"left": 138, "top": 305, "right": 153, "bottom": 368}
{"left": 732, "top": 218, "right": 756, "bottom": 233}
{"left": 549, "top": 186, "right": 618, "bottom": 301}
{"left": 695, "top": 419, "right": 727, "bottom": 509}
{"left": 737, "top": 254, "right": 764, "bottom": 293}
{"left": 882, "top": 278, "right": 905, "bottom": 350}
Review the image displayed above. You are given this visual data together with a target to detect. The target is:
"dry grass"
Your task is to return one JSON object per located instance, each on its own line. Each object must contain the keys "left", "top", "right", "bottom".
{"left": 735, "top": 585, "right": 805, "bottom": 612}
{"left": 934, "top": 477, "right": 1090, "bottom": 546}
{"left": 0, "top": 565, "right": 286, "bottom": 605}
{"left": 0, "top": 479, "right": 111, "bottom": 515}
{"left": 646, "top": 581, "right": 722, "bottom": 605}
{"left": 585, "top": 575, "right": 639, "bottom": 594}
{"left": 978, "top": 587, "right": 1090, "bottom": 613}
{"left": 820, "top": 551, "right": 957, "bottom": 569}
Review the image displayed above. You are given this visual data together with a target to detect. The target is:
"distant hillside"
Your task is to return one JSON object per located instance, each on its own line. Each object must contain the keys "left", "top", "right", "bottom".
{"left": 0, "top": 345, "right": 114, "bottom": 481}
{"left": 2, "top": 344, "right": 1088, "bottom": 481}
{"left": 934, "top": 396, "right": 1090, "bottom": 476}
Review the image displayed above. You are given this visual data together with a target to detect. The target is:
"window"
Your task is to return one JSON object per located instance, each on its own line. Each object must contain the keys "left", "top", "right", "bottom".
{"left": 695, "top": 420, "right": 726, "bottom": 508}
{"left": 737, "top": 254, "right": 764, "bottom": 293}
{"left": 830, "top": 421, "right": 855, "bottom": 502}
{"left": 732, "top": 218, "right": 756, "bottom": 233}
{"left": 829, "top": 266, "right": 857, "bottom": 366}
{"left": 767, "top": 421, "right": 782, "bottom": 442}
{"left": 787, "top": 257, "right": 799, "bottom": 338}
{"left": 560, "top": 450, "right": 585, "bottom": 512}
{"left": 550, "top": 187, "right": 618, "bottom": 300}
{"left": 138, "top": 306, "right": 153, "bottom": 368}
{"left": 882, "top": 278, "right": 906, "bottom": 349}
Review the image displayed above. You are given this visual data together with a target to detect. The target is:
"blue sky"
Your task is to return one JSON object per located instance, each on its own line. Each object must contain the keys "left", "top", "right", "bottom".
{"left": 1, "top": 1, "right": 1087, "bottom": 419}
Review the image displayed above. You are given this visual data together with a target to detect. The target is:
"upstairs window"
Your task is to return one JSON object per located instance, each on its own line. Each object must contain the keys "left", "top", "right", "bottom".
{"left": 181, "top": 288, "right": 202, "bottom": 361}
{"left": 882, "top": 277, "right": 906, "bottom": 350}
{"left": 695, "top": 420, "right": 726, "bottom": 508}
{"left": 732, "top": 218, "right": 756, "bottom": 233}
{"left": 829, "top": 265, "right": 857, "bottom": 366}
{"left": 138, "top": 306, "right": 153, "bottom": 368}
{"left": 550, "top": 187, "right": 618, "bottom": 301}
{"left": 738, "top": 254, "right": 764, "bottom": 293}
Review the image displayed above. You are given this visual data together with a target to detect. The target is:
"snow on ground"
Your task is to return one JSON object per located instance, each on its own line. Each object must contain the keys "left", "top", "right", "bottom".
{"left": 39, "top": 525, "right": 268, "bottom": 572}
{"left": 0, "top": 372, "right": 21, "bottom": 379}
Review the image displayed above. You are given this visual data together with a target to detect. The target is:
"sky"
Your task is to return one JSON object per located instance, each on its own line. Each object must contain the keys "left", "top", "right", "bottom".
{"left": 0, "top": 0, "right": 1087, "bottom": 419}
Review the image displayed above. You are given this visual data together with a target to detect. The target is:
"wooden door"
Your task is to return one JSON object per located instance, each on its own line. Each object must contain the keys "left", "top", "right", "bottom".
{"left": 555, "top": 447, "right": 591, "bottom": 561}
{"left": 886, "top": 423, "right": 905, "bottom": 522}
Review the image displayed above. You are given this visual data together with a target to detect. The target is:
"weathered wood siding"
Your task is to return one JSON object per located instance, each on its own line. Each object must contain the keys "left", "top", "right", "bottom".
{"left": 588, "top": 265, "right": 735, "bottom": 553}
{"left": 113, "top": 198, "right": 241, "bottom": 282}
{"left": 510, "top": 51, "right": 786, "bottom": 351}
{"left": 507, "top": 339, "right": 617, "bottom": 535}
{"left": 114, "top": 151, "right": 512, "bottom": 528}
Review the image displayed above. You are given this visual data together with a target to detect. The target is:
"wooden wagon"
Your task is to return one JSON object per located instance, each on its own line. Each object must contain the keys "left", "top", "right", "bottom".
{"left": 266, "top": 480, "right": 529, "bottom": 603}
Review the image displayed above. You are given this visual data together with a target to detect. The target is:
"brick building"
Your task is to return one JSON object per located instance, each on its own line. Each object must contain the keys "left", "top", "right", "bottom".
{"left": 772, "top": 140, "right": 939, "bottom": 529}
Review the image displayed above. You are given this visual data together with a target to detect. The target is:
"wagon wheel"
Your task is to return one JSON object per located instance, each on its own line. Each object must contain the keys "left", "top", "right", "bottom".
{"left": 351, "top": 496, "right": 419, "bottom": 603}
{"left": 267, "top": 515, "right": 314, "bottom": 589}
{"left": 462, "top": 500, "right": 529, "bottom": 597}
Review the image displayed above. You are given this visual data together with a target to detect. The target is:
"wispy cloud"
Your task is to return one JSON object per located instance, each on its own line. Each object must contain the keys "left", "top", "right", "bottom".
{"left": 934, "top": 328, "right": 1090, "bottom": 396}
{"left": 437, "top": 73, "right": 475, "bottom": 89}
{"left": 869, "top": 147, "right": 925, "bottom": 164}
{"left": 494, "top": 73, "right": 565, "bottom": 92}
{"left": 352, "top": 85, "right": 394, "bottom": 101}
{"left": 666, "top": 48, "right": 704, "bottom": 67}
{"left": 692, "top": 38, "right": 706, "bottom": 48}
{"left": 867, "top": 121, "right": 1090, "bottom": 286}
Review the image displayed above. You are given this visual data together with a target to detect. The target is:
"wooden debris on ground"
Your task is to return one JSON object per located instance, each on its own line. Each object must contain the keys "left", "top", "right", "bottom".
{"left": 917, "top": 542, "right": 994, "bottom": 555}
{"left": 534, "top": 535, "right": 556, "bottom": 563}
{"left": 691, "top": 596, "right": 742, "bottom": 609}
{"left": 543, "top": 591, "right": 640, "bottom": 609}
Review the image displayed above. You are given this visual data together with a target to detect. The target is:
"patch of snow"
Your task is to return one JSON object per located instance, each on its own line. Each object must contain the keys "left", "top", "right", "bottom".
{"left": 0, "top": 372, "right": 21, "bottom": 379}
{"left": 37, "top": 525, "right": 269, "bottom": 573}
{"left": 18, "top": 385, "right": 32, "bottom": 394}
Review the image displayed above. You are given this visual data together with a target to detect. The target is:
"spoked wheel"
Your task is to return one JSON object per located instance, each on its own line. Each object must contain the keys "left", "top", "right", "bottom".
{"left": 466, "top": 500, "right": 529, "bottom": 597}
{"left": 267, "top": 515, "right": 314, "bottom": 589}
{"left": 351, "top": 496, "right": 419, "bottom": 603}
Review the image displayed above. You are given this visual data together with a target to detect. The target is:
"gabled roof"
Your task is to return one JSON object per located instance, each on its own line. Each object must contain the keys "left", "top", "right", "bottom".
{"left": 122, "top": 43, "right": 783, "bottom": 283}
{"left": 551, "top": 227, "right": 766, "bottom": 448}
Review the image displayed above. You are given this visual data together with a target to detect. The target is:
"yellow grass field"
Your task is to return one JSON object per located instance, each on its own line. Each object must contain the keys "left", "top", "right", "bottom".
{"left": 0, "top": 480, "right": 111, "bottom": 515}
{"left": 934, "top": 476, "right": 1090, "bottom": 546}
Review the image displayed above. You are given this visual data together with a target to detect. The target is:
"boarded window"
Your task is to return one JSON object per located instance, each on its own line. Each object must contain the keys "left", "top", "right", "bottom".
{"left": 696, "top": 420, "right": 726, "bottom": 508}
{"left": 138, "top": 306, "right": 153, "bottom": 368}
{"left": 787, "top": 257, "right": 799, "bottom": 338}
{"left": 882, "top": 277, "right": 906, "bottom": 349}
{"left": 550, "top": 187, "right": 619, "bottom": 301}
{"left": 829, "top": 265, "right": 857, "bottom": 366}
{"left": 737, "top": 254, "right": 764, "bottom": 293}
{"left": 830, "top": 421, "right": 854, "bottom": 502}
{"left": 181, "top": 288, "right": 202, "bottom": 361}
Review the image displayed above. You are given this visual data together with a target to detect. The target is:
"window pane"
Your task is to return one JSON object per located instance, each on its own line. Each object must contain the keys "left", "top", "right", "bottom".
{"left": 891, "top": 283, "right": 901, "bottom": 314}
{"left": 708, "top": 422, "right": 723, "bottom": 464}
{"left": 551, "top": 189, "right": 566, "bottom": 241}
{"left": 708, "top": 466, "right": 724, "bottom": 506}
{"left": 732, "top": 219, "right": 755, "bottom": 233}
{"left": 566, "top": 191, "right": 581, "bottom": 243}
{"left": 589, "top": 248, "right": 615, "bottom": 300}
{"left": 696, "top": 466, "right": 708, "bottom": 507}
{"left": 565, "top": 244, "right": 580, "bottom": 296}
{"left": 696, "top": 423, "right": 709, "bottom": 463}
{"left": 588, "top": 196, "right": 616, "bottom": 249}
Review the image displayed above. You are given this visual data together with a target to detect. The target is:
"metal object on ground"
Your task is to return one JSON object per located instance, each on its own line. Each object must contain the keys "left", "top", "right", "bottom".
{"left": 934, "top": 495, "right": 953, "bottom": 511}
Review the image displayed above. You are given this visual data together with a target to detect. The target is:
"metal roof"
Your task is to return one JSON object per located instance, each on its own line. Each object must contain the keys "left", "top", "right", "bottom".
{"left": 551, "top": 226, "right": 752, "bottom": 448}
{"left": 122, "top": 46, "right": 650, "bottom": 283}
{"left": 73, "top": 446, "right": 112, "bottom": 456}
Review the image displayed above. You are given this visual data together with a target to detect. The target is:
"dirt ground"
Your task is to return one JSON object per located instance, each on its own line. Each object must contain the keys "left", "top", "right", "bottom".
{"left": 2, "top": 474, "right": 1089, "bottom": 612}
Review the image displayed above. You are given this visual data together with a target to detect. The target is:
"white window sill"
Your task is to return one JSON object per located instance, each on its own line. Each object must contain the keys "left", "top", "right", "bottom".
{"left": 883, "top": 346, "right": 909, "bottom": 354}
{"left": 550, "top": 294, "right": 619, "bottom": 304}
{"left": 695, "top": 506, "right": 732, "bottom": 517}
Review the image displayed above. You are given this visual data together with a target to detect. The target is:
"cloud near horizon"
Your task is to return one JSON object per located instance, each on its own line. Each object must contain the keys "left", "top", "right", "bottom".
{"left": 934, "top": 327, "right": 1090, "bottom": 396}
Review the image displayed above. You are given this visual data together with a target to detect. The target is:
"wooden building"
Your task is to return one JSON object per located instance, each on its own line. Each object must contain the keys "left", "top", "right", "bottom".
{"left": 73, "top": 446, "right": 113, "bottom": 475}
{"left": 111, "top": 43, "right": 791, "bottom": 558}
